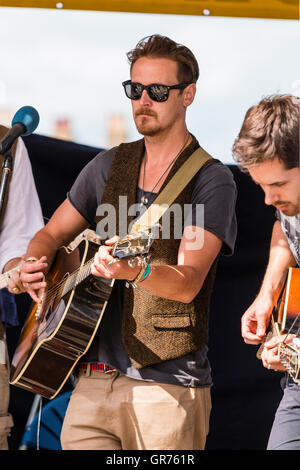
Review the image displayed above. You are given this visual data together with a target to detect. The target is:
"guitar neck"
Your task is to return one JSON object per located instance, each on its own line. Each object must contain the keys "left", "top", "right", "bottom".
{"left": 0, "top": 268, "right": 14, "bottom": 290}
{"left": 61, "top": 258, "right": 93, "bottom": 297}
{"left": 59, "top": 227, "right": 155, "bottom": 298}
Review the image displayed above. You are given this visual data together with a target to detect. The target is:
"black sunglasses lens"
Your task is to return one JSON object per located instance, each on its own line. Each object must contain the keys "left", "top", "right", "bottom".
{"left": 123, "top": 82, "right": 170, "bottom": 102}
{"left": 124, "top": 83, "right": 143, "bottom": 100}
{"left": 148, "top": 85, "right": 169, "bottom": 102}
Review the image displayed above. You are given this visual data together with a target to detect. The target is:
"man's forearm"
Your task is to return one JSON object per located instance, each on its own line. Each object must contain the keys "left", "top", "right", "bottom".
{"left": 134, "top": 264, "right": 201, "bottom": 303}
{"left": 1, "top": 230, "right": 59, "bottom": 274}
{"left": 24, "top": 228, "right": 62, "bottom": 264}
{"left": 139, "top": 262, "right": 213, "bottom": 303}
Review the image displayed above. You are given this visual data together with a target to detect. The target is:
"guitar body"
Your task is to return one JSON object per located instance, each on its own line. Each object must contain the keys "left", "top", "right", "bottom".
{"left": 257, "top": 267, "right": 300, "bottom": 360}
{"left": 10, "top": 238, "right": 113, "bottom": 399}
{"left": 275, "top": 268, "right": 300, "bottom": 383}
{"left": 274, "top": 267, "right": 300, "bottom": 335}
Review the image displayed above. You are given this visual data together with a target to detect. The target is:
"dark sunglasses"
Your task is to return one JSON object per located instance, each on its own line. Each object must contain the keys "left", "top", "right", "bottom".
{"left": 122, "top": 80, "right": 191, "bottom": 103}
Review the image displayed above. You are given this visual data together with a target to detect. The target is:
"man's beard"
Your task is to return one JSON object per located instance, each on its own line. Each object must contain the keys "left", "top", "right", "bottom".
{"left": 134, "top": 108, "right": 161, "bottom": 136}
{"left": 275, "top": 201, "right": 300, "bottom": 216}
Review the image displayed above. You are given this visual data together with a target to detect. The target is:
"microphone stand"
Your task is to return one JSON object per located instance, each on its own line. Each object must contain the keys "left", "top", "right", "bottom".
{"left": 0, "top": 149, "right": 13, "bottom": 223}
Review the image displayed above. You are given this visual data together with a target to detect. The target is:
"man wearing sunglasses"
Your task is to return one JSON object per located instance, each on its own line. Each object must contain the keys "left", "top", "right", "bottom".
{"left": 19, "top": 35, "right": 237, "bottom": 450}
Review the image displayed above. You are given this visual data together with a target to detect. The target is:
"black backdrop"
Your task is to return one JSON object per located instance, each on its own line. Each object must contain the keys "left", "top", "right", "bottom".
{"left": 6, "top": 133, "right": 283, "bottom": 450}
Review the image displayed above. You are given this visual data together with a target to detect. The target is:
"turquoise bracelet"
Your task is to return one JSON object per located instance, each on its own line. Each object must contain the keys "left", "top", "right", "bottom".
{"left": 140, "top": 263, "right": 151, "bottom": 282}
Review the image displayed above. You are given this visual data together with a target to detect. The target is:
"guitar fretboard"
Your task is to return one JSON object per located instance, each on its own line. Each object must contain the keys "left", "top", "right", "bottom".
{"left": 0, "top": 273, "right": 9, "bottom": 290}
{"left": 0, "top": 268, "right": 15, "bottom": 290}
{"left": 61, "top": 259, "right": 93, "bottom": 297}
{"left": 58, "top": 229, "right": 153, "bottom": 298}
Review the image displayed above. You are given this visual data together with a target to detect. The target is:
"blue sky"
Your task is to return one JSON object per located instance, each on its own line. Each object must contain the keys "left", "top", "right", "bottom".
{"left": 0, "top": 7, "right": 299, "bottom": 163}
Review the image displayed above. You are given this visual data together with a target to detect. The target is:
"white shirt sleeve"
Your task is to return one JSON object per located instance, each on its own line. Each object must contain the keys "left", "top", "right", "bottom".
{"left": 0, "top": 137, "right": 44, "bottom": 273}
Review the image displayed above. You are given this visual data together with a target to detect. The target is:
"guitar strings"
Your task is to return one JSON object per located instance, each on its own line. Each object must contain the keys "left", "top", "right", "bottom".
{"left": 38, "top": 234, "right": 150, "bottom": 304}
{"left": 40, "top": 258, "right": 94, "bottom": 305}
{"left": 283, "top": 312, "right": 300, "bottom": 344}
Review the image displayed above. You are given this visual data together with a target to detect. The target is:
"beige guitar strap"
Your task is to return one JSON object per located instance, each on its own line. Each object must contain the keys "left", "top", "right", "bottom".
{"left": 130, "top": 146, "right": 213, "bottom": 233}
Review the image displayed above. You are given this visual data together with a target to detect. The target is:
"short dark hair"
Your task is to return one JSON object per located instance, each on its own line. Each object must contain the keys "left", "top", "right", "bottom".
{"left": 126, "top": 34, "right": 199, "bottom": 84}
{"left": 232, "top": 94, "right": 300, "bottom": 171}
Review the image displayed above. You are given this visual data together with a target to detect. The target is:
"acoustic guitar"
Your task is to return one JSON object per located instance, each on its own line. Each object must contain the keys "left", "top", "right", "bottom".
{"left": 271, "top": 267, "right": 300, "bottom": 337}
{"left": 279, "top": 340, "right": 300, "bottom": 384}
{"left": 257, "top": 267, "right": 300, "bottom": 381}
{"left": 9, "top": 228, "right": 155, "bottom": 399}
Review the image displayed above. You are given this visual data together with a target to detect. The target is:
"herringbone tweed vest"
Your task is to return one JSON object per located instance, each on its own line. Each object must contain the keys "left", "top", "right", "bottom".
{"left": 0, "top": 125, "right": 17, "bottom": 228}
{"left": 99, "top": 136, "right": 218, "bottom": 369}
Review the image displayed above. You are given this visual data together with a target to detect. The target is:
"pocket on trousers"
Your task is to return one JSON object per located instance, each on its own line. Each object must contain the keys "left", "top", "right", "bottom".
{"left": 0, "top": 414, "right": 13, "bottom": 433}
{"left": 152, "top": 314, "right": 191, "bottom": 329}
{"left": 0, "top": 414, "right": 13, "bottom": 451}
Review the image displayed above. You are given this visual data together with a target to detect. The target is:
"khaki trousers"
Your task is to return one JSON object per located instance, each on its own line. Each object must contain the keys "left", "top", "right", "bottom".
{"left": 60, "top": 369, "right": 211, "bottom": 450}
{"left": 0, "top": 323, "right": 14, "bottom": 450}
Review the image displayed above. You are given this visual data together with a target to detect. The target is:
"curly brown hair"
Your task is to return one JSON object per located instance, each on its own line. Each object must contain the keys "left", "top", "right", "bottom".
{"left": 232, "top": 95, "right": 300, "bottom": 171}
{"left": 126, "top": 34, "right": 199, "bottom": 85}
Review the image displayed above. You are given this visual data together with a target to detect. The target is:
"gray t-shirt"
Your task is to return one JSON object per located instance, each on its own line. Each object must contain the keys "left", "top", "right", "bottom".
{"left": 276, "top": 210, "right": 300, "bottom": 266}
{"left": 68, "top": 145, "right": 237, "bottom": 387}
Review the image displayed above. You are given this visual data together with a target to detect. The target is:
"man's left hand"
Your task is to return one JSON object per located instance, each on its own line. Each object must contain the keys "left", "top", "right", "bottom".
{"left": 91, "top": 236, "right": 140, "bottom": 281}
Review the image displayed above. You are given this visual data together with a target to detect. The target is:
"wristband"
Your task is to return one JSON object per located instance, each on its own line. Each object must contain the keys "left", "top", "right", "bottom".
{"left": 139, "top": 264, "right": 152, "bottom": 283}
{"left": 129, "top": 262, "right": 152, "bottom": 289}
{"left": 128, "top": 260, "right": 148, "bottom": 289}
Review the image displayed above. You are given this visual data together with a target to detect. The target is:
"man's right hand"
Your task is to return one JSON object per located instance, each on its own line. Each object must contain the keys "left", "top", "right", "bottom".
{"left": 19, "top": 256, "right": 49, "bottom": 303}
{"left": 241, "top": 294, "right": 274, "bottom": 344}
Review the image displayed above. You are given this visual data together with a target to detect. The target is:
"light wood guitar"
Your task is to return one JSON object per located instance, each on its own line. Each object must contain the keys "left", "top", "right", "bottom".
{"left": 10, "top": 228, "right": 156, "bottom": 399}
{"left": 271, "top": 267, "right": 300, "bottom": 337}
{"left": 0, "top": 267, "right": 19, "bottom": 290}
{"left": 257, "top": 268, "right": 300, "bottom": 379}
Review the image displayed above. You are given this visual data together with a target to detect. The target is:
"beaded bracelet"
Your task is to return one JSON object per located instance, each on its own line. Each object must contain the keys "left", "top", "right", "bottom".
{"left": 139, "top": 263, "right": 152, "bottom": 283}
{"left": 129, "top": 263, "right": 147, "bottom": 289}
{"left": 128, "top": 263, "right": 152, "bottom": 289}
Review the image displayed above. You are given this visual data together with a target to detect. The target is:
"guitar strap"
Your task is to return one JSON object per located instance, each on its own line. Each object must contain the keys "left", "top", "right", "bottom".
{"left": 130, "top": 146, "right": 213, "bottom": 233}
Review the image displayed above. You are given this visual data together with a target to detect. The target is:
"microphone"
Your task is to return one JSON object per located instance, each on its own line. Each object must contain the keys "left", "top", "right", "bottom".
{"left": 0, "top": 106, "right": 40, "bottom": 155}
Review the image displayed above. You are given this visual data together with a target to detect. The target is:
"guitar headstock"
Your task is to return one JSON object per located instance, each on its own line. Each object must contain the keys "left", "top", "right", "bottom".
{"left": 279, "top": 340, "right": 300, "bottom": 384}
{"left": 111, "top": 226, "right": 158, "bottom": 263}
{"left": 67, "top": 229, "right": 101, "bottom": 252}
